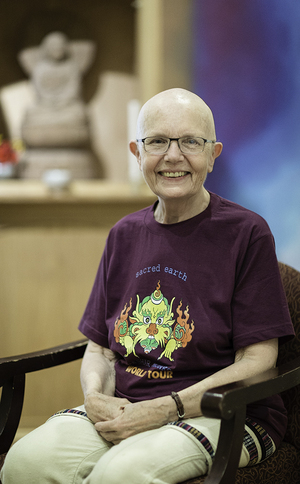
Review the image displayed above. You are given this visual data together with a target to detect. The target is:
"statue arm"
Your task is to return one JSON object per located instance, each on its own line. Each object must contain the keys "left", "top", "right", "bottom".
{"left": 69, "top": 40, "right": 96, "bottom": 74}
{"left": 18, "top": 47, "right": 40, "bottom": 76}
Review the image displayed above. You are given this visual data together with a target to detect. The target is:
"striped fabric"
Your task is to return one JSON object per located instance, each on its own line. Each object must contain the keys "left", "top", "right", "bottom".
{"left": 244, "top": 416, "right": 275, "bottom": 465}
{"left": 52, "top": 408, "right": 88, "bottom": 418}
{"left": 168, "top": 416, "right": 275, "bottom": 466}
{"left": 167, "top": 421, "right": 215, "bottom": 460}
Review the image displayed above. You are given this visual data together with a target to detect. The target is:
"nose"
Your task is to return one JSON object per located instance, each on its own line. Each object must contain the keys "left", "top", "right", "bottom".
{"left": 164, "top": 140, "right": 184, "bottom": 161}
{"left": 146, "top": 323, "right": 158, "bottom": 336}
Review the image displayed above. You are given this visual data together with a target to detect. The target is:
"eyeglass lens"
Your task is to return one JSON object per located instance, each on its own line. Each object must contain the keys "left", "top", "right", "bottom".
{"left": 144, "top": 137, "right": 205, "bottom": 154}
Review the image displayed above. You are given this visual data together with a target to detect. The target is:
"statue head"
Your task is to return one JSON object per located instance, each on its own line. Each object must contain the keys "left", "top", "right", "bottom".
{"left": 41, "top": 32, "right": 70, "bottom": 61}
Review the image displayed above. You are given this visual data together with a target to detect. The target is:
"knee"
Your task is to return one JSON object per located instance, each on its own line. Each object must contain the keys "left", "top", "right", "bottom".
{"left": 1, "top": 419, "right": 63, "bottom": 483}
{"left": 85, "top": 431, "right": 164, "bottom": 484}
{"left": 1, "top": 415, "right": 94, "bottom": 483}
{"left": 85, "top": 439, "right": 145, "bottom": 484}
{"left": 1, "top": 437, "right": 34, "bottom": 483}
{"left": 2, "top": 420, "right": 61, "bottom": 481}
{"left": 85, "top": 426, "right": 209, "bottom": 484}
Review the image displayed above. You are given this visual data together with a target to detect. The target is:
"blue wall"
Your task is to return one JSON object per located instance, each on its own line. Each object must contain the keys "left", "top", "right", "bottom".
{"left": 193, "top": 0, "right": 300, "bottom": 270}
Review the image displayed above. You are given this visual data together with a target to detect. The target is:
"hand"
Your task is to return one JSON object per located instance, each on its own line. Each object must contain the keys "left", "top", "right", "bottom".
{"left": 84, "top": 391, "right": 131, "bottom": 423}
{"left": 95, "top": 396, "right": 172, "bottom": 444}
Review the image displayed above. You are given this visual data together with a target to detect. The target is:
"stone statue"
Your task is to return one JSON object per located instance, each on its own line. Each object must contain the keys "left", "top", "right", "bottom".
{"left": 18, "top": 32, "right": 100, "bottom": 179}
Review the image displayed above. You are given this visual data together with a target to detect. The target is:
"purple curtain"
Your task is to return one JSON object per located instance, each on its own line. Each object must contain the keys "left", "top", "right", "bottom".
{"left": 192, "top": 0, "right": 300, "bottom": 270}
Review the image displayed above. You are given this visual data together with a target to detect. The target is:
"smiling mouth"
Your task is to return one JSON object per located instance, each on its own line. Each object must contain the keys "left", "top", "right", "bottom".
{"left": 159, "top": 171, "right": 189, "bottom": 178}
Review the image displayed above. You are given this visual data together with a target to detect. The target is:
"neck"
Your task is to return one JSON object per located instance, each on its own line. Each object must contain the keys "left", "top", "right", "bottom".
{"left": 154, "top": 190, "right": 210, "bottom": 224}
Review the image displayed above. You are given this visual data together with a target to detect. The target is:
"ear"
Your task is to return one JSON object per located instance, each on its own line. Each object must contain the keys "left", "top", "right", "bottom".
{"left": 214, "top": 142, "right": 223, "bottom": 159}
{"left": 129, "top": 140, "right": 142, "bottom": 170}
{"left": 207, "top": 142, "right": 223, "bottom": 173}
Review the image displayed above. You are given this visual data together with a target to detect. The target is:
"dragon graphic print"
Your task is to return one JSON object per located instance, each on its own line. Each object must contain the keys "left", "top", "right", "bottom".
{"left": 114, "top": 282, "right": 195, "bottom": 362}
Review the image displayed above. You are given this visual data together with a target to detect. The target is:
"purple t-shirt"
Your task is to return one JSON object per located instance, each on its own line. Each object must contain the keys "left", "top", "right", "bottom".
{"left": 79, "top": 192, "right": 294, "bottom": 447}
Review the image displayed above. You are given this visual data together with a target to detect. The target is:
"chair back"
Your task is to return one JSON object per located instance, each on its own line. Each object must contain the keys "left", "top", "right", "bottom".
{"left": 278, "top": 262, "right": 300, "bottom": 451}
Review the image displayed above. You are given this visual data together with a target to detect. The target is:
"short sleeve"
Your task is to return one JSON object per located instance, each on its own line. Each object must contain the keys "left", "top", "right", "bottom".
{"left": 78, "top": 243, "right": 110, "bottom": 348}
{"left": 232, "top": 233, "right": 294, "bottom": 350}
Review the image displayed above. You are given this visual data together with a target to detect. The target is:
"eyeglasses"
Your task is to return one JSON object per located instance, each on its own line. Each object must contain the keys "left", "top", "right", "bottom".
{"left": 136, "top": 136, "right": 215, "bottom": 155}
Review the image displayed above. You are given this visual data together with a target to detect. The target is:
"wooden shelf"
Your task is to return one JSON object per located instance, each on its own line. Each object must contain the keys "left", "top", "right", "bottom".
{"left": 0, "top": 180, "right": 156, "bottom": 227}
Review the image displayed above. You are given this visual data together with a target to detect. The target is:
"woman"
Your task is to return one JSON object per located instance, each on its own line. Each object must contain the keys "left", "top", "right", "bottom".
{"left": 1, "top": 88, "right": 294, "bottom": 484}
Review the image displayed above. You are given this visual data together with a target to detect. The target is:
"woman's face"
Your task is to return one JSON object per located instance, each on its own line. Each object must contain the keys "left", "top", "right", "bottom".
{"left": 131, "top": 96, "right": 222, "bottom": 208}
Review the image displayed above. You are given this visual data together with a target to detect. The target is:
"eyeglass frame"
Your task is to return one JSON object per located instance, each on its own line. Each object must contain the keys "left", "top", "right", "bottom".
{"left": 136, "top": 136, "right": 216, "bottom": 154}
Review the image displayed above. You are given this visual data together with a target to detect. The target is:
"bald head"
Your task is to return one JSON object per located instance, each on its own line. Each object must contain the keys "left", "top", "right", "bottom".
{"left": 136, "top": 88, "right": 217, "bottom": 140}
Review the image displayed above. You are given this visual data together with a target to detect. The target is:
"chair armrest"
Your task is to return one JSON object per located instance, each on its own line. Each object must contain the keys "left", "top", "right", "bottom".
{"left": 0, "top": 339, "right": 88, "bottom": 382}
{"left": 0, "top": 339, "right": 88, "bottom": 454}
{"left": 202, "top": 356, "right": 300, "bottom": 484}
{"left": 202, "top": 355, "right": 300, "bottom": 419}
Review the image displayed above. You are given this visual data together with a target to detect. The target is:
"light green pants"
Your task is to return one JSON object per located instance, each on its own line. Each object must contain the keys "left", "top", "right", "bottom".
{"left": 0, "top": 405, "right": 273, "bottom": 484}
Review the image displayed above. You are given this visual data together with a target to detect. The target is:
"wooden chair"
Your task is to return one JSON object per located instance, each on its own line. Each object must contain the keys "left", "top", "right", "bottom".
{"left": 1, "top": 262, "right": 300, "bottom": 484}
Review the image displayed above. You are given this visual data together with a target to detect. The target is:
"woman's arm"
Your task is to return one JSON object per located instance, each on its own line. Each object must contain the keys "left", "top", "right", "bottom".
{"left": 80, "top": 339, "right": 131, "bottom": 423}
{"left": 95, "top": 338, "right": 278, "bottom": 444}
{"left": 179, "top": 337, "right": 278, "bottom": 418}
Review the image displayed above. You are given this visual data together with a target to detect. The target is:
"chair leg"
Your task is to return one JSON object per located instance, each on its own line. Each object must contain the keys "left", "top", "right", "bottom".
{"left": 0, "top": 374, "right": 26, "bottom": 454}
{"left": 204, "top": 407, "right": 246, "bottom": 484}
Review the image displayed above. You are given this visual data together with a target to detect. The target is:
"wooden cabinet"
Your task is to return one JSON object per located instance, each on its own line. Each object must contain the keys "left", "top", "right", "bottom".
{"left": 0, "top": 180, "right": 155, "bottom": 432}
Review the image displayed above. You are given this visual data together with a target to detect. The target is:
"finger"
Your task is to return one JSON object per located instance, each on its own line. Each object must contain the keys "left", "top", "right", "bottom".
{"left": 98, "top": 429, "right": 124, "bottom": 445}
{"left": 98, "top": 426, "right": 134, "bottom": 444}
{"left": 98, "top": 431, "right": 116, "bottom": 443}
{"left": 95, "top": 421, "right": 115, "bottom": 432}
{"left": 105, "top": 436, "right": 122, "bottom": 445}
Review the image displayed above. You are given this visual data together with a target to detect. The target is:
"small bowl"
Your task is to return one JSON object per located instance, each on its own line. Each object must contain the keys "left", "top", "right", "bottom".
{"left": 0, "top": 162, "right": 17, "bottom": 178}
{"left": 42, "top": 169, "right": 71, "bottom": 191}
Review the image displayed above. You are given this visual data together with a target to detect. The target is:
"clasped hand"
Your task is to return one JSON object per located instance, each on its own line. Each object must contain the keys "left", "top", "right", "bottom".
{"left": 85, "top": 392, "right": 171, "bottom": 445}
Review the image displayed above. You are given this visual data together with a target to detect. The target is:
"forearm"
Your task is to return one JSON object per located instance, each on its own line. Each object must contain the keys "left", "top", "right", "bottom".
{"left": 80, "top": 340, "right": 131, "bottom": 423}
{"left": 122, "top": 355, "right": 271, "bottom": 425}
{"left": 80, "top": 339, "right": 116, "bottom": 398}
{"left": 179, "top": 338, "right": 278, "bottom": 418}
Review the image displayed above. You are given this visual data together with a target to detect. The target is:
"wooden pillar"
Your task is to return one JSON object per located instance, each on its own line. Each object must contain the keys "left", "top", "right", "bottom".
{"left": 135, "top": 0, "right": 164, "bottom": 103}
{"left": 135, "top": 0, "right": 193, "bottom": 104}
